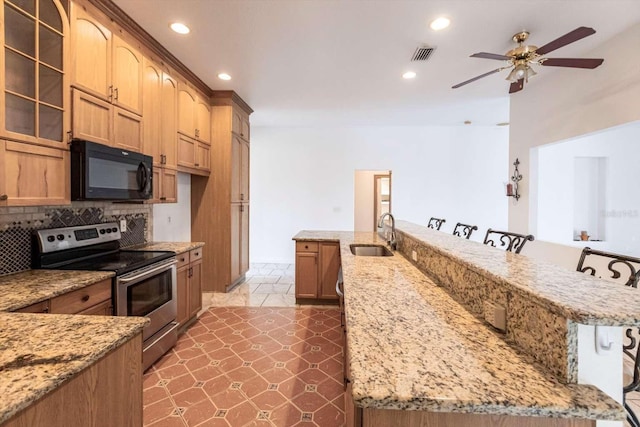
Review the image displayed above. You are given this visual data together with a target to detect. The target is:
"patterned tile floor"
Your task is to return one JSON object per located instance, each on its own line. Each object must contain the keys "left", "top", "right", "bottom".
{"left": 143, "top": 306, "right": 345, "bottom": 427}
{"left": 204, "top": 264, "right": 299, "bottom": 308}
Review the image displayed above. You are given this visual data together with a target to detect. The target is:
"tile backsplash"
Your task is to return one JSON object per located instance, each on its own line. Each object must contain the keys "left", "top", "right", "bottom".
{"left": 0, "top": 202, "right": 152, "bottom": 276}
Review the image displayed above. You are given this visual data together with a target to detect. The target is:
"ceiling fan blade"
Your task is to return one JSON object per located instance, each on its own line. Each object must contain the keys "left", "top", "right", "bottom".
{"left": 509, "top": 78, "right": 524, "bottom": 94}
{"left": 536, "top": 27, "right": 596, "bottom": 55}
{"left": 452, "top": 68, "right": 503, "bottom": 89}
{"left": 470, "top": 52, "right": 512, "bottom": 61}
{"left": 540, "top": 58, "right": 604, "bottom": 69}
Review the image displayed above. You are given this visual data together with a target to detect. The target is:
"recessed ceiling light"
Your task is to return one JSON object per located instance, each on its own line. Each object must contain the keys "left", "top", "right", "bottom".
{"left": 218, "top": 73, "right": 232, "bottom": 81}
{"left": 430, "top": 17, "right": 450, "bottom": 31}
{"left": 402, "top": 71, "right": 417, "bottom": 79}
{"left": 170, "top": 22, "right": 190, "bottom": 34}
{"left": 464, "top": 120, "right": 472, "bottom": 125}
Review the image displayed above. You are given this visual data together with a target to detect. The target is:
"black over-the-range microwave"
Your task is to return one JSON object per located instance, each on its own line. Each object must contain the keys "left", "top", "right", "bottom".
{"left": 71, "top": 140, "right": 153, "bottom": 201}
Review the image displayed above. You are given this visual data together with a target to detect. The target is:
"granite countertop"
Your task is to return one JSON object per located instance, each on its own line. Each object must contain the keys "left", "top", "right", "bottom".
{"left": 294, "top": 230, "right": 624, "bottom": 420}
{"left": 0, "top": 270, "right": 115, "bottom": 312}
{"left": 126, "top": 241, "right": 205, "bottom": 254}
{"left": 394, "top": 220, "right": 640, "bottom": 326}
{"left": 0, "top": 313, "right": 147, "bottom": 424}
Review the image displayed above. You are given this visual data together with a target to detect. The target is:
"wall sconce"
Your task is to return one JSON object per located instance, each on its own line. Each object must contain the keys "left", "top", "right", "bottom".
{"left": 506, "top": 158, "right": 522, "bottom": 200}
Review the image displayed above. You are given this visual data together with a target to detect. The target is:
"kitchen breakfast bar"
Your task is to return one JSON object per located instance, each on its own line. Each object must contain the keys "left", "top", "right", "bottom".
{"left": 294, "top": 220, "right": 640, "bottom": 426}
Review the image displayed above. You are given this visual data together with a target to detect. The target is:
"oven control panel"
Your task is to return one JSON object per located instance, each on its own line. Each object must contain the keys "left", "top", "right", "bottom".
{"left": 35, "top": 222, "right": 122, "bottom": 253}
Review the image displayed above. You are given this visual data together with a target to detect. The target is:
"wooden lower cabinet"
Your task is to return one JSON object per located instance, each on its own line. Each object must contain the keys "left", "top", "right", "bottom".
{"left": 3, "top": 334, "right": 142, "bottom": 427}
{"left": 176, "top": 248, "right": 203, "bottom": 331}
{"left": 0, "top": 140, "right": 69, "bottom": 206}
{"left": 357, "top": 410, "right": 594, "bottom": 427}
{"left": 13, "top": 279, "right": 113, "bottom": 315}
{"left": 295, "top": 241, "right": 340, "bottom": 301}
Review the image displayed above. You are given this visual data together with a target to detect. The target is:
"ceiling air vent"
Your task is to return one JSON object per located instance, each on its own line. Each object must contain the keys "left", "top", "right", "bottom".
{"left": 411, "top": 46, "right": 436, "bottom": 61}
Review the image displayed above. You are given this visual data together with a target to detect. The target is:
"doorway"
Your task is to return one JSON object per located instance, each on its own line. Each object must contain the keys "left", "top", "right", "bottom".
{"left": 354, "top": 170, "right": 392, "bottom": 232}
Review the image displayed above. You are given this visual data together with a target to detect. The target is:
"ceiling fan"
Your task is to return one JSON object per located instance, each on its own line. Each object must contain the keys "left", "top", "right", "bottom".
{"left": 452, "top": 27, "right": 604, "bottom": 94}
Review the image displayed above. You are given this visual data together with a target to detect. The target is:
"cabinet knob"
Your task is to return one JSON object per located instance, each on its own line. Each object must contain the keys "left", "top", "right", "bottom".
{"left": 180, "top": 257, "right": 186, "bottom": 262}
{"left": 305, "top": 245, "right": 309, "bottom": 249}
{"left": 43, "top": 307, "right": 49, "bottom": 313}
{"left": 195, "top": 252, "right": 199, "bottom": 256}
{"left": 81, "top": 295, "right": 90, "bottom": 302}
{"left": 0, "top": 194, "right": 7, "bottom": 201}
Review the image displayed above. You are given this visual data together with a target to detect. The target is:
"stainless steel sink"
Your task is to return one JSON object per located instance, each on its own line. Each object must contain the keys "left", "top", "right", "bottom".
{"left": 349, "top": 244, "right": 393, "bottom": 257}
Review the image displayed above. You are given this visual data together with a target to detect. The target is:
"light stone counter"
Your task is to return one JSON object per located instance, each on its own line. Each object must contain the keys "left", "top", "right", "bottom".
{"left": 393, "top": 220, "right": 640, "bottom": 326}
{"left": 0, "top": 313, "right": 147, "bottom": 424}
{"left": 0, "top": 270, "right": 115, "bottom": 312}
{"left": 126, "top": 241, "right": 205, "bottom": 254}
{"left": 293, "top": 230, "right": 624, "bottom": 421}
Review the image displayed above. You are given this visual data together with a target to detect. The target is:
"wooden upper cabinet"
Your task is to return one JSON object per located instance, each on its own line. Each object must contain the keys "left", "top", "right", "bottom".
{"left": 177, "top": 84, "right": 196, "bottom": 138}
{"left": 112, "top": 106, "right": 142, "bottom": 152}
{"left": 232, "top": 110, "right": 250, "bottom": 141}
{"left": 178, "top": 82, "right": 210, "bottom": 144}
{"left": 0, "top": 139, "right": 70, "bottom": 206}
{"left": 195, "top": 98, "right": 211, "bottom": 144}
{"left": 161, "top": 73, "right": 178, "bottom": 169}
{"left": 70, "top": 4, "right": 142, "bottom": 116}
{"left": 71, "top": 89, "right": 111, "bottom": 145}
{"left": 1, "top": 0, "right": 70, "bottom": 148}
{"left": 142, "top": 58, "right": 162, "bottom": 165}
{"left": 70, "top": 4, "right": 112, "bottom": 99}
{"left": 112, "top": 35, "right": 143, "bottom": 115}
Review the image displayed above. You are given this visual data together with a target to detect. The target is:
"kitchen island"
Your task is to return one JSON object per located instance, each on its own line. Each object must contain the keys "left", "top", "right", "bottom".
{"left": 293, "top": 226, "right": 628, "bottom": 426}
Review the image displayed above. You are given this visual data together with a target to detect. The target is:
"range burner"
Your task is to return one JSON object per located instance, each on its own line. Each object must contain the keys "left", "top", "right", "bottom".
{"left": 56, "top": 250, "right": 174, "bottom": 275}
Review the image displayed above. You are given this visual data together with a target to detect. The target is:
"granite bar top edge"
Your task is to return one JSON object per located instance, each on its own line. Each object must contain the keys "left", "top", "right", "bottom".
{"left": 0, "top": 270, "right": 116, "bottom": 312}
{"left": 125, "top": 241, "right": 205, "bottom": 254}
{"left": 297, "top": 230, "right": 624, "bottom": 420}
{"left": 394, "top": 220, "right": 640, "bottom": 327}
{"left": 0, "top": 313, "right": 148, "bottom": 424}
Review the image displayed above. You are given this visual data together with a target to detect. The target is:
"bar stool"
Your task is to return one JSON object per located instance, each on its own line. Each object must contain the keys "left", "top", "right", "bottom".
{"left": 453, "top": 222, "right": 478, "bottom": 240}
{"left": 427, "top": 217, "right": 446, "bottom": 230}
{"left": 576, "top": 247, "right": 640, "bottom": 427}
{"left": 483, "top": 228, "right": 534, "bottom": 254}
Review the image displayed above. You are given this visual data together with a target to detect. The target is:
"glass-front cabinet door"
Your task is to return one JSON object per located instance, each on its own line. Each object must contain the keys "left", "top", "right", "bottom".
{"left": 1, "top": 0, "right": 69, "bottom": 147}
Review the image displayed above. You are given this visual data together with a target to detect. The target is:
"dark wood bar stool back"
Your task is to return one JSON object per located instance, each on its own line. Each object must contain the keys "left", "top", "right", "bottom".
{"left": 576, "top": 247, "right": 640, "bottom": 427}
{"left": 453, "top": 223, "right": 478, "bottom": 240}
{"left": 427, "top": 217, "right": 446, "bottom": 230}
{"left": 483, "top": 229, "right": 534, "bottom": 254}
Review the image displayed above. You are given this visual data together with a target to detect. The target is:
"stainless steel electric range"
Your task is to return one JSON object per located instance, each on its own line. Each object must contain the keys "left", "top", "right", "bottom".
{"left": 32, "top": 222, "right": 178, "bottom": 371}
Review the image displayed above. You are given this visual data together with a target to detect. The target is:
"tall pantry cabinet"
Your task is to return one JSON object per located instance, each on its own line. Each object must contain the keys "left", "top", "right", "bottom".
{"left": 191, "top": 91, "right": 252, "bottom": 292}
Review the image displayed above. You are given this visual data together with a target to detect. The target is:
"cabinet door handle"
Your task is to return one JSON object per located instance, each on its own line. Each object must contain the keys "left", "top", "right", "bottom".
{"left": 240, "top": 205, "right": 244, "bottom": 212}
{"left": 189, "top": 266, "right": 193, "bottom": 277}
{"left": 240, "top": 193, "right": 244, "bottom": 200}
{"left": 195, "top": 163, "right": 200, "bottom": 167}
{"left": 0, "top": 194, "right": 7, "bottom": 201}
{"left": 114, "top": 87, "right": 119, "bottom": 101}
{"left": 42, "top": 307, "right": 49, "bottom": 313}
{"left": 67, "top": 130, "right": 73, "bottom": 143}
{"left": 160, "top": 197, "right": 167, "bottom": 201}
{"left": 195, "top": 129, "right": 199, "bottom": 138}
{"left": 108, "top": 85, "right": 114, "bottom": 102}
{"left": 81, "top": 295, "right": 90, "bottom": 302}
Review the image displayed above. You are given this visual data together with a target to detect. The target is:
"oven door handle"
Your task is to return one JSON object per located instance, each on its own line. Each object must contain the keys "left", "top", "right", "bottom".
{"left": 118, "top": 260, "right": 177, "bottom": 284}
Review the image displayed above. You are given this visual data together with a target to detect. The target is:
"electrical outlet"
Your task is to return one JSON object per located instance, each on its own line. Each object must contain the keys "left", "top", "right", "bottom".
{"left": 120, "top": 219, "right": 127, "bottom": 232}
{"left": 411, "top": 250, "right": 417, "bottom": 261}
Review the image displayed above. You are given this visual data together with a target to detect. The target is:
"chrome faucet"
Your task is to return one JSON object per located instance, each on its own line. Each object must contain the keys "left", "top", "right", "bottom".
{"left": 377, "top": 213, "right": 396, "bottom": 250}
